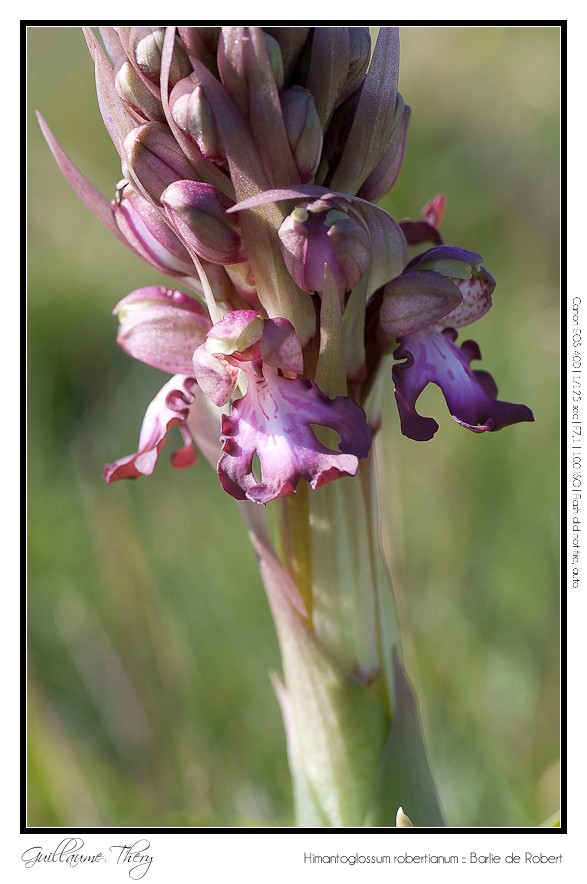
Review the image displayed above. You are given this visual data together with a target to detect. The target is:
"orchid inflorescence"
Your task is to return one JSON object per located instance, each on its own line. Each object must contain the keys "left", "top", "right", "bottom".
{"left": 39, "top": 26, "right": 533, "bottom": 506}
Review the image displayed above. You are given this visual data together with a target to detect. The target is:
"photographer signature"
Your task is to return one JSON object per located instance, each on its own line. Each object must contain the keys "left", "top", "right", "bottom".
{"left": 21, "top": 838, "right": 153, "bottom": 879}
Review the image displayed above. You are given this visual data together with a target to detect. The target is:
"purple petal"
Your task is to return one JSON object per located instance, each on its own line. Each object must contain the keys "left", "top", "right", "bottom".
{"left": 218, "top": 365, "right": 372, "bottom": 504}
{"left": 114, "top": 287, "right": 211, "bottom": 374}
{"left": 260, "top": 318, "right": 304, "bottom": 374}
{"left": 392, "top": 328, "right": 534, "bottom": 441}
{"left": 399, "top": 220, "right": 443, "bottom": 247}
{"left": 104, "top": 375, "right": 198, "bottom": 481}
{"left": 405, "top": 245, "right": 483, "bottom": 274}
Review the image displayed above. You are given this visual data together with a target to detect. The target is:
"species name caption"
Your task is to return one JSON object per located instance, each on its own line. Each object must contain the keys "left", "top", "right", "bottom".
{"left": 302, "top": 852, "right": 563, "bottom": 865}
{"left": 572, "top": 296, "right": 581, "bottom": 590}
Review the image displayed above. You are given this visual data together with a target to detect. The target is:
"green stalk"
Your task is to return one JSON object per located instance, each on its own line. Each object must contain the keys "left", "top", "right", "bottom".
{"left": 259, "top": 448, "right": 444, "bottom": 827}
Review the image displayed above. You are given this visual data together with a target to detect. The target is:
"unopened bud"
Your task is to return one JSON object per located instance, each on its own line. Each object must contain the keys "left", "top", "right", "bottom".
{"left": 115, "top": 60, "right": 165, "bottom": 122}
{"left": 162, "top": 181, "right": 246, "bottom": 265}
{"left": 339, "top": 27, "right": 371, "bottom": 103}
{"left": 263, "top": 32, "right": 284, "bottom": 91}
{"left": 113, "top": 181, "right": 194, "bottom": 276}
{"left": 124, "top": 123, "right": 197, "bottom": 201}
{"left": 278, "top": 199, "right": 370, "bottom": 293}
{"left": 177, "top": 28, "right": 218, "bottom": 70}
{"left": 263, "top": 28, "right": 310, "bottom": 81}
{"left": 357, "top": 98, "right": 410, "bottom": 202}
{"left": 131, "top": 26, "right": 192, "bottom": 87}
{"left": 170, "top": 74, "right": 226, "bottom": 165}
{"left": 281, "top": 87, "right": 323, "bottom": 182}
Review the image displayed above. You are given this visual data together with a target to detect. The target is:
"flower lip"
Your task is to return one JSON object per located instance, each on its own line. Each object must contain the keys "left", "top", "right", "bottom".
{"left": 392, "top": 328, "right": 534, "bottom": 441}
{"left": 193, "top": 310, "right": 372, "bottom": 503}
{"left": 218, "top": 368, "right": 372, "bottom": 504}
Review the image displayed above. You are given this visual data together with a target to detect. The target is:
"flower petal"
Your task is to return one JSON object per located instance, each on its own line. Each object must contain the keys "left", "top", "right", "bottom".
{"left": 380, "top": 269, "right": 462, "bottom": 338}
{"left": 442, "top": 269, "right": 495, "bottom": 328}
{"left": 421, "top": 193, "right": 446, "bottom": 229}
{"left": 399, "top": 219, "right": 443, "bottom": 247}
{"left": 192, "top": 343, "right": 240, "bottom": 407}
{"left": 104, "top": 375, "right": 197, "bottom": 481}
{"left": 114, "top": 286, "right": 211, "bottom": 374}
{"left": 392, "top": 328, "right": 534, "bottom": 441}
{"left": 260, "top": 318, "right": 304, "bottom": 374}
{"left": 218, "top": 366, "right": 371, "bottom": 504}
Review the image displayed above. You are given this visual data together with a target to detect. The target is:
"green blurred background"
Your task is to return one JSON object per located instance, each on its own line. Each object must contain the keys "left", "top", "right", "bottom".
{"left": 27, "top": 26, "right": 560, "bottom": 828}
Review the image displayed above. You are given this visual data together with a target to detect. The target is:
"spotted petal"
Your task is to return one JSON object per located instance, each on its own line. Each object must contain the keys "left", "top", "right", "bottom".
{"left": 393, "top": 328, "right": 534, "bottom": 441}
{"left": 218, "top": 366, "right": 371, "bottom": 504}
{"left": 104, "top": 375, "right": 197, "bottom": 481}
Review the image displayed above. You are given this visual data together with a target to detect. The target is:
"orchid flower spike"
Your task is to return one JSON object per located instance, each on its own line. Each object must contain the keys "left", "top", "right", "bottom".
{"left": 40, "top": 26, "right": 533, "bottom": 503}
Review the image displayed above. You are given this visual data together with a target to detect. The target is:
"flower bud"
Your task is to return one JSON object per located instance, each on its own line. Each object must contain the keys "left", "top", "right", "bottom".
{"left": 263, "top": 32, "right": 284, "bottom": 91}
{"left": 177, "top": 28, "right": 218, "bottom": 70}
{"left": 115, "top": 61, "right": 165, "bottom": 122}
{"left": 124, "top": 123, "right": 197, "bottom": 201}
{"left": 162, "top": 181, "right": 246, "bottom": 265}
{"left": 130, "top": 26, "right": 191, "bottom": 87}
{"left": 114, "top": 286, "right": 211, "bottom": 374}
{"left": 169, "top": 74, "right": 225, "bottom": 165}
{"left": 113, "top": 181, "right": 194, "bottom": 276}
{"left": 263, "top": 28, "right": 310, "bottom": 82}
{"left": 339, "top": 27, "right": 371, "bottom": 103}
{"left": 278, "top": 199, "right": 370, "bottom": 293}
{"left": 357, "top": 98, "right": 410, "bottom": 202}
{"left": 281, "top": 87, "right": 323, "bottom": 182}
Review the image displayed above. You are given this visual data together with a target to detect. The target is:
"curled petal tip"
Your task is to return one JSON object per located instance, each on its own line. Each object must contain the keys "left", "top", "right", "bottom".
{"left": 104, "top": 376, "right": 198, "bottom": 482}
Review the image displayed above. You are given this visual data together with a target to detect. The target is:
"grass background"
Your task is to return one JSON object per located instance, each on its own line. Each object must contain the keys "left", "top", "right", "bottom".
{"left": 27, "top": 26, "right": 560, "bottom": 828}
